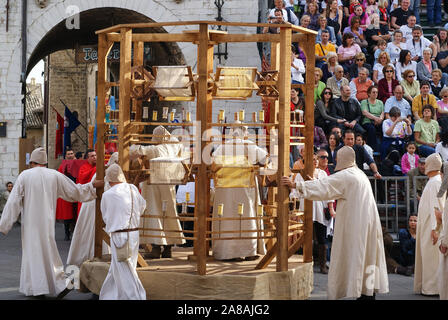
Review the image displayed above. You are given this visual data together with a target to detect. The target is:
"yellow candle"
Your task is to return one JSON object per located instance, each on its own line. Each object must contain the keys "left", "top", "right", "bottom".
{"left": 257, "top": 205, "right": 263, "bottom": 217}
{"left": 259, "top": 110, "right": 264, "bottom": 122}
{"left": 170, "top": 111, "right": 175, "bottom": 122}
{"left": 152, "top": 111, "right": 158, "bottom": 121}
{"left": 217, "top": 204, "right": 224, "bottom": 216}
{"left": 186, "top": 192, "right": 190, "bottom": 203}
{"left": 238, "top": 203, "right": 244, "bottom": 216}
{"left": 239, "top": 110, "right": 245, "bottom": 122}
{"left": 252, "top": 112, "right": 257, "bottom": 123}
{"left": 186, "top": 112, "right": 191, "bottom": 122}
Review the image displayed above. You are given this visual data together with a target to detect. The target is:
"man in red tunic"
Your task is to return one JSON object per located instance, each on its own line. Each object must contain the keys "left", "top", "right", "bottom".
{"left": 56, "top": 149, "right": 77, "bottom": 241}
{"left": 77, "top": 149, "right": 97, "bottom": 217}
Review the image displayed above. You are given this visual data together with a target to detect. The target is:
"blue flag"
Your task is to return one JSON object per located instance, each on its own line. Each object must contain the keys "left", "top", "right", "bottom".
{"left": 63, "top": 106, "right": 81, "bottom": 153}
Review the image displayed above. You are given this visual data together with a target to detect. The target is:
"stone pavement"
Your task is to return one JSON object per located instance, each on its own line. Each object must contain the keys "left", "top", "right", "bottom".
{"left": 0, "top": 222, "right": 439, "bottom": 301}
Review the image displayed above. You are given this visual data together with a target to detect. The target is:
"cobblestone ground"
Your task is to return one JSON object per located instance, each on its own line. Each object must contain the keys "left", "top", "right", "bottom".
{"left": 0, "top": 222, "right": 439, "bottom": 300}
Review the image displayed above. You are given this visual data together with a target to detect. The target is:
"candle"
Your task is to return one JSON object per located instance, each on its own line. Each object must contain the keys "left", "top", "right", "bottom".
{"left": 217, "top": 204, "right": 224, "bottom": 216}
{"left": 170, "top": 111, "right": 175, "bottom": 122}
{"left": 297, "top": 109, "right": 304, "bottom": 123}
{"left": 186, "top": 112, "right": 191, "bottom": 122}
{"left": 259, "top": 110, "right": 264, "bottom": 122}
{"left": 186, "top": 192, "right": 190, "bottom": 203}
{"left": 181, "top": 202, "right": 187, "bottom": 214}
{"left": 152, "top": 111, "right": 158, "bottom": 121}
{"left": 219, "top": 109, "right": 225, "bottom": 122}
{"left": 162, "top": 107, "right": 169, "bottom": 119}
{"left": 234, "top": 112, "right": 239, "bottom": 121}
{"left": 257, "top": 205, "right": 263, "bottom": 217}
{"left": 239, "top": 110, "right": 245, "bottom": 122}
{"left": 238, "top": 203, "right": 244, "bottom": 216}
{"left": 162, "top": 200, "right": 167, "bottom": 212}
{"left": 252, "top": 112, "right": 257, "bottom": 123}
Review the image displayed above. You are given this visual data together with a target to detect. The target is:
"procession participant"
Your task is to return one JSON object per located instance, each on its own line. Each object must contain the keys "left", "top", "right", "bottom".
{"left": 414, "top": 152, "right": 444, "bottom": 296}
{"left": 0, "top": 147, "right": 103, "bottom": 298}
{"left": 129, "top": 126, "right": 185, "bottom": 259}
{"left": 211, "top": 124, "right": 269, "bottom": 261}
{"left": 281, "top": 146, "right": 389, "bottom": 300}
{"left": 99, "top": 164, "right": 146, "bottom": 300}
{"left": 77, "top": 149, "right": 97, "bottom": 217}
{"left": 66, "top": 152, "right": 118, "bottom": 267}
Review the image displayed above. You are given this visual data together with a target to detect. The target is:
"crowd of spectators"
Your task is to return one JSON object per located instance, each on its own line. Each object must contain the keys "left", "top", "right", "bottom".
{"left": 269, "top": 0, "right": 448, "bottom": 178}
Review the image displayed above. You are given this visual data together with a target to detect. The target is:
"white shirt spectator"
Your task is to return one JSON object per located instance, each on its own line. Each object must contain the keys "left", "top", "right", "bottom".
{"left": 395, "top": 60, "right": 417, "bottom": 81}
{"left": 406, "top": 36, "right": 432, "bottom": 60}
{"left": 291, "top": 57, "right": 305, "bottom": 83}
{"left": 436, "top": 142, "right": 448, "bottom": 162}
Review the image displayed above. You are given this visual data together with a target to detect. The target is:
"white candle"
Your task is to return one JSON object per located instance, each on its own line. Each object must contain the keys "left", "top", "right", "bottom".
{"left": 162, "top": 107, "right": 169, "bottom": 119}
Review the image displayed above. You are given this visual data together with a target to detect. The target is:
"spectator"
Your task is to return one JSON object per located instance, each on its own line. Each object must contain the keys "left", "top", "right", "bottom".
{"left": 437, "top": 87, "right": 448, "bottom": 131}
{"left": 331, "top": 85, "right": 366, "bottom": 135}
{"left": 408, "top": 157, "right": 427, "bottom": 206}
{"left": 384, "top": 85, "right": 412, "bottom": 119}
{"left": 363, "top": 15, "right": 391, "bottom": 60}
{"left": 361, "top": 85, "right": 384, "bottom": 152}
{"left": 348, "top": 4, "right": 371, "bottom": 31}
{"left": 433, "top": 28, "right": 448, "bottom": 57}
{"left": 399, "top": 15, "right": 417, "bottom": 43}
{"left": 395, "top": 49, "right": 417, "bottom": 82}
{"left": 430, "top": 69, "right": 446, "bottom": 100}
{"left": 398, "top": 213, "right": 417, "bottom": 270}
{"left": 300, "top": 14, "right": 312, "bottom": 29}
{"left": 377, "top": 0, "right": 390, "bottom": 35}
{"left": 325, "top": 132, "right": 341, "bottom": 169}
{"left": 291, "top": 87, "right": 303, "bottom": 109}
{"left": 390, "top": 0, "right": 414, "bottom": 30}
{"left": 401, "top": 141, "right": 420, "bottom": 175}
{"left": 270, "top": 0, "right": 300, "bottom": 25}
{"left": 0, "top": 182, "right": 13, "bottom": 218}
{"left": 314, "top": 126, "right": 328, "bottom": 148}
{"left": 374, "top": 39, "right": 388, "bottom": 64}
{"left": 315, "top": 87, "right": 344, "bottom": 134}
{"left": 348, "top": 52, "right": 372, "bottom": 79}
{"left": 406, "top": 26, "right": 437, "bottom": 63}
{"left": 315, "top": 29, "right": 337, "bottom": 69}
{"left": 343, "top": 17, "right": 368, "bottom": 50}
{"left": 435, "top": 130, "right": 448, "bottom": 161}
{"left": 350, "top": 67, "right": 374, "bottom": 103}
{"left": 355, "top": 133, "right": 374, "bottom": 170}
{"left": 417, "top": 48, "right": 438, "bottom": 82}
{"left": 400, "top": 69, "right": 420, "bottom": 103}
{"left": 373, "top": 51, "right": 394, "bottom": 84}
{"left": 414, "top": 104, "right": 441, "bottom": 156}
{"left": 322, "top": 51, "right": 340, "bottom": 83}
{"left": 383, "top": 226, "right": 413, "bottom": 276}
{"left": 412, "top": 81, "right": 438, "bottom": 121}
{"left": 327, "top": 65, "right": 349, "bottom": 98}
{"left": 263, "top": 8, "right": 285, "bottom": 34}
{"left": 305, "top": 1, "right": 320, "bottom": 30}
{"left": 387, "top": 30, "right": 407, "bottom": 65}
{"left": 378, "top": 65, "right": 400, "bottom": 103}
{"left": 326, "top": 0, "right": 343, "bottom": 45}
{"left": 291, "top": 51, "right": 306, "bottom": 84}
{"left": 314, "top": 68, "right": 327, "bottom": 102}
{"left": 364, "top": 0, "right": 379, "bottom": 21}
{"left": 75, "top": 151, "right": 83, "bottom": 159}
{"left": 317, "top": 148, "right": 334, "bottom": 176}
{"left": 337, "top": 32, "right": 362, "bottom": 72}
{"left": 381, "top": 106, "right": 412, "bottom": 159}
{"left": 316, "top": 15, "right": 337, "bottom": 45}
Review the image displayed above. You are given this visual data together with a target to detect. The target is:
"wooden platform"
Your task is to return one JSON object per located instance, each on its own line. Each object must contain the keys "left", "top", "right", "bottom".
{"left": 79, "top": 247, "right": 314, "bottom": 300}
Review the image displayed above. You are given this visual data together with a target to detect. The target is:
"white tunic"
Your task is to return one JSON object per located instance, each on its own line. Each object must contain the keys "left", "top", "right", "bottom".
{"left": 134, "top": 143, "right": 185, "bottom": 245}
{"left": 0, "top": 167, "right": 96, "bottom": 297}
{"left": 296, "top": 166, "right": 389, "bottom": 300}
{"left": 67, "top": 173, "right": 110, "bottom": 267}
{"left": 438, "top": 196, "right": 448, "bottom": 300}
{"left": 211, "top": 139, "right": 268, "bottom": 260}
{"left": 414, "top": 175, "right": 444, "bottom": 295}
{"left": 99, "top": 183, "right": 147, "bottom": 300}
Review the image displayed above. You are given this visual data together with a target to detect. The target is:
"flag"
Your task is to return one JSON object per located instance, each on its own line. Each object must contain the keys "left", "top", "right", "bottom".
{"left": 93, "top": 95, "right": 117, "bottom": 147}
{"left": 63, "top": 105, "right": 81, "bottom": 154}
{"left": 55, "top": 109, "right": 64, "bottom": 159}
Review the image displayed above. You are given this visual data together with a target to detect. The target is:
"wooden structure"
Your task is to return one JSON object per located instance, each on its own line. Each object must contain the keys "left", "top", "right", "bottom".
{"left": 94, "top": 21, "right": 316, "bottom": 276}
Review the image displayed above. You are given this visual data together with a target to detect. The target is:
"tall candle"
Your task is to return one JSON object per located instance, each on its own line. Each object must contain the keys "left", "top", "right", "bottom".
{"left": 257, "top": 205, "right": 263, "bottom": 217}
{"left": 259, "top": 110, "right": 264, "bottom": 122}
{"left": 234, "top": 112, "right": 239, "bottom": 121}
{"left": 186, "top": 192, "right": 190, "bottom": 203}
{"left": 238, "top": 203, "right": 244, "bottom": 216}
{"left": 162, "top": 107, "right": 169, "bottom": 119}
{"left": 252, "top": 112, "right": 257, "bottom": 123}
{"left": 239, "top": 110, "right": 245, "bottom": 122}
{"left": 162, "top": 200, "right": 167, "bottom": 212}
{"left": 170, "top": 111, "right": 175, "bottom": 122}
{"left": 186, "top": 112, "right": 191, "bottom": 122}
{"left": 152, "top": 111, "right": 158, "bottom": 121}
{"left": 217, "top": 204, "right": 224, "bottom": 216}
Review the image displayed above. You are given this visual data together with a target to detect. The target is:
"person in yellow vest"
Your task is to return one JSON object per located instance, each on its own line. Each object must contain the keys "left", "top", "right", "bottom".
{"left": 412, "top": 80, "right": 438, "bottom": 121}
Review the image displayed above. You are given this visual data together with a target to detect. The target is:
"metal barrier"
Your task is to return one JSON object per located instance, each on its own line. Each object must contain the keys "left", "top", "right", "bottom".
{"left": 412, "top": 175, "right": 429, "bottom": 214}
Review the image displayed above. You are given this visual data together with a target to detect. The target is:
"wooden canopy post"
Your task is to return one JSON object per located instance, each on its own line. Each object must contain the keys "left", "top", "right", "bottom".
{"left": 276, "top": 26, "right": 292, "bottom": 272}
{"left": 133, "top": 41, "right": 144, "bottom": 131}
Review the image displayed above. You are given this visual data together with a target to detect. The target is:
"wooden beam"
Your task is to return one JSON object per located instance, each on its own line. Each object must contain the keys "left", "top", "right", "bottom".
{"left": 276, "top": 27, "right": 292, "bottom": 272}
{"left": 132, "top": 42, "right": 144, "bottom": 132}
{"left": 106, "top": 32, "right": 199, "bottom": 43}
{"left": 118, "top": 28, "right": 132, "bottom": 173}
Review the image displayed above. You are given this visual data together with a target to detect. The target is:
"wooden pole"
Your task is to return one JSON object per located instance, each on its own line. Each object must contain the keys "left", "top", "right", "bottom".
{"left": 133, "top": 41, "right": 144, "bottom": 131}
{"left": 302, "top": 34, "right": 316, "bottom": 263}
{"left": 276, "top": 26, "right": 292, "bottom": 272}
{"left": 195, "top": 23, "right": 214, "bottom": 275}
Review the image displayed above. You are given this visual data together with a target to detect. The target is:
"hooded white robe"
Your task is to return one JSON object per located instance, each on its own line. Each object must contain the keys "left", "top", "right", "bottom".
{"left": 99, "top": 183, "right": 147, "bottom": 300}
{"left": 414, "top": 174, "right": 444, "bottom": 295}
{"left": 211, "top": 138, "right": 268, "bottom": 260}
{"left": 296, "top": 166, "right": 389, "bottom": 300}
{"left": 438, "top": 196, "right": 448, "bottom": 300}
{"left": 66, "top": 173, "right": 110, "bottom": 267}
{"left": 131, "top": 141, "right": 185, "bottom": 246}
{"left": 0, "top": 167, "right": 97, "bottom": 297}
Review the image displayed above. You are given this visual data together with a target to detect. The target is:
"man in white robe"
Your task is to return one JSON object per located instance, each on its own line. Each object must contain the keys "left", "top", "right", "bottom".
{"left": 282, "top": 146, "right": 389, "bottom": 300}
{"left": 66, "top": 152, "right": 118, "bottom": 267}
{"left": 0, "top": 147, "right": 103, "bottom": 298}
{"left": 129, "top": 125, "right": 185, "bottom": 259}
{"left": 437, "top": 162, "right": 448, "bottom": 300}
{"left": 414, "top": 153, "right": 444, "bottom": 296}
{"left": 211, "top": 125, "right": 268, "bottom": 261}
{"left": 99, "top": 164, "right": 147, "bottom": 300}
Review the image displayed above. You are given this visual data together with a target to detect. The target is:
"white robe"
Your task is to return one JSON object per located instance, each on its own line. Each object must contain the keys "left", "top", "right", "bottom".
{"left": 439, "top": 196, "right": 448, "bottom": 300}
{"left": 135, "top": 143, "right": 185, "bottom": 246}
{"left": 211, "top": 139, "right": 268, "bottom": 260}
{"left": 67, "top": 173, "right": 110, "bottom": 267}
{"left": 296, "top": 166, "right": 389, "bottom": 300}
{"left": 414, "top": 175, "right": 444, "bottom": 295}
{"left": 0, "top": 167, "right": 96, "bottom": 297}
{"left": 99, "top": 183, "right": 147, "bottom": 300}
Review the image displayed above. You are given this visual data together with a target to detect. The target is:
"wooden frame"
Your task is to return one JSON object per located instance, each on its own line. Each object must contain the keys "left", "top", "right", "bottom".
{"left": 95, "top": 21, "right": 316, "bottom": 275}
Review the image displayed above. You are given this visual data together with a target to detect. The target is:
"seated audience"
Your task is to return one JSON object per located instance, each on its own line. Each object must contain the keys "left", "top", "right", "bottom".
{"left": 316, "top": 15, "right": 337, "bottom": 45}
{"left": 435, "top": 130, "right": 448, "bottom": 161}
{"left": 416, "top": 48, "right": 438, "bottom": 82}
{"left": 400, "top": 69, "right": 420, "bottom": 103}
{"left": 322, "top": 51, "right": 340, "bottom": 83}
{"left": 314, "top": 68, "right": 327, "bottom": 103}
{"left": 360, "top": 85, "right": 384, "bottom": 152}
{"left": 398, "top": 213, "right": 417, "bottom": 271}
{"left": 337, "top": 32, "right": 362, "bottom": 72}
{"left": 330, "top": 85, "right": 366, "bottom": 135}
{"left": 348, "top": 52, "right": 372, "bottom": 79}
{"left": 412, "top": 81, "right": 438, "bottom": 121}
{"left": 414, "top": 104, "right": 441, "bottom": 156}
{"left": 373, "top": 51, "right": 394, "bottom": 84}
{"left": 386, "top": 30, "right": 406, "bottom": 65}
{"left": 381, "top": 106, "right": 412, "bottom": 159}
{"left": 429, "top": 69, "right": 446, "bottom": 99}
{"left": 315, "top": 88, "right": 343, "bottom": 134}
{"left": 315, "top": 29, "right": 337, "bottom": 69}
{"left": 401, "top": 141, "right": 420, "bottom": 175}
{"left": 395, "top": 49, "right": 417, "bottom": 82}
{"left": 437, "top": 87, "right": 448, "bottom": 131}
{"left": 378, "top": 64, "right": 400, "bottom": 103}
{"left": 384, "top": 85, "right": 412, "bottom": 120}
{"left": 327, "top": 65, "right": 349, "bottom": 98}
{"left": 349, "top": 67, "right": 374, "bottom": 103}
